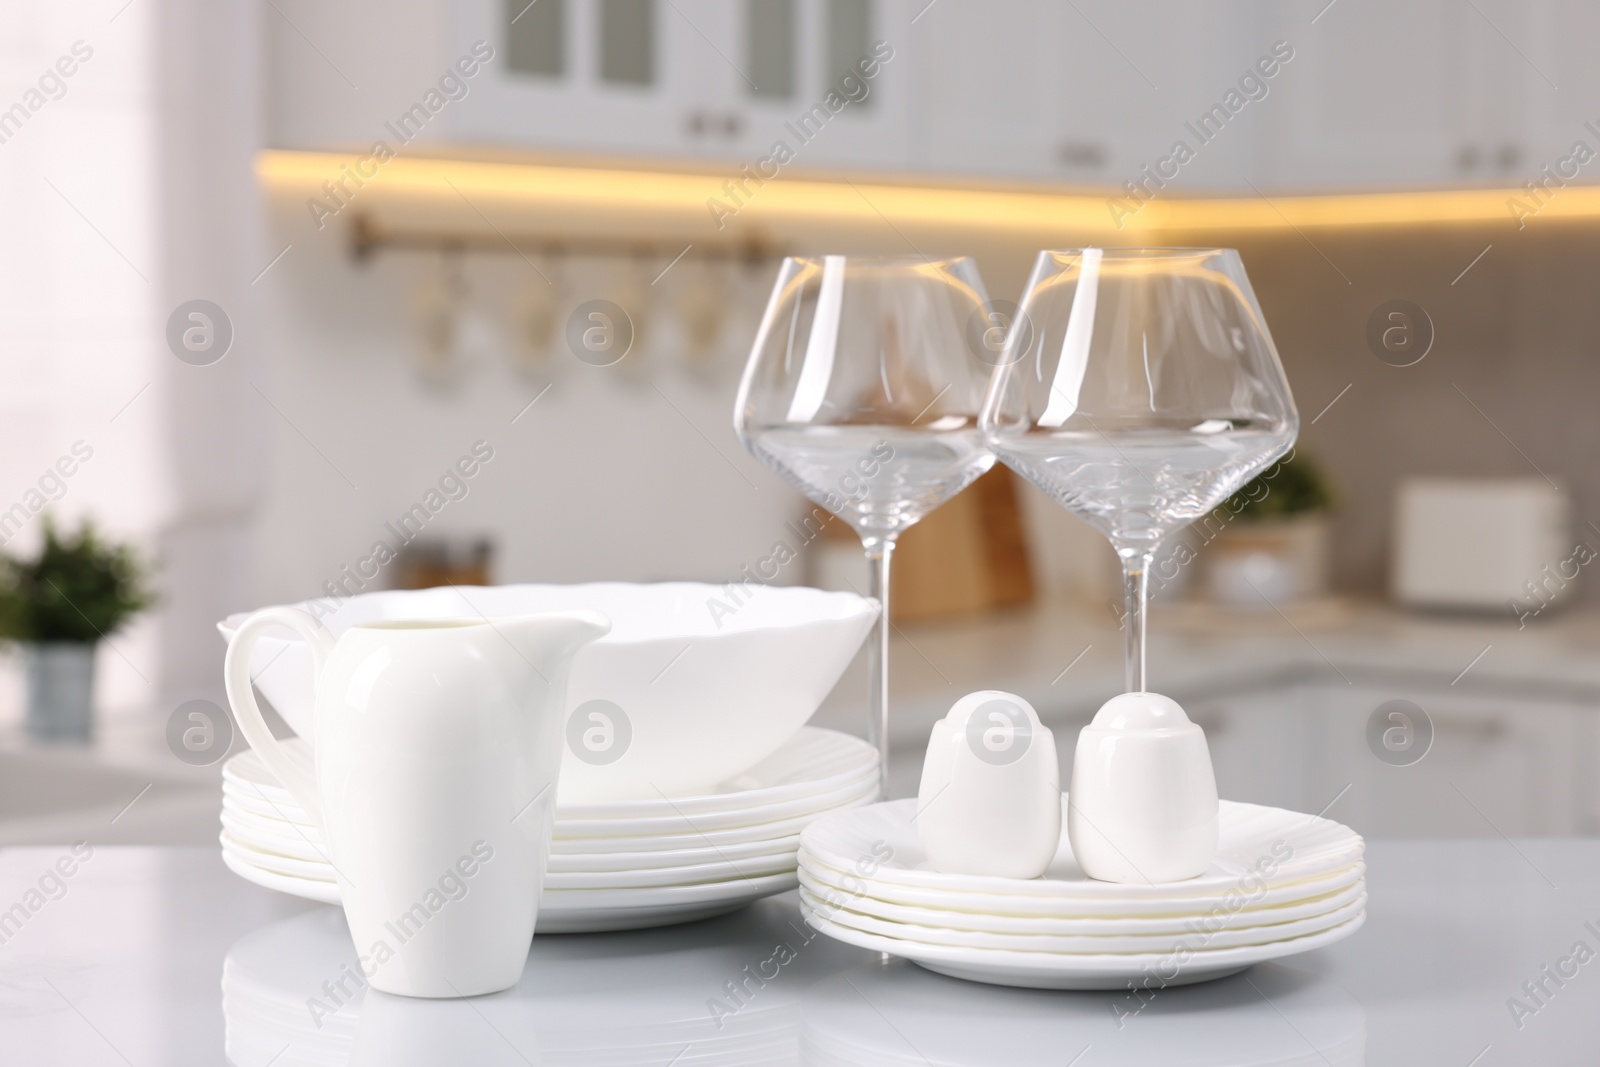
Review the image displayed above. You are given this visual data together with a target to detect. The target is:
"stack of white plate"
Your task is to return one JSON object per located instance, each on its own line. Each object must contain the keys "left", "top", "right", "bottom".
{"left": 221, "top": 726, "right": 876, "bottom": 933}
{"left": 799, "top": 797, "right": 1366, "bottom": 990}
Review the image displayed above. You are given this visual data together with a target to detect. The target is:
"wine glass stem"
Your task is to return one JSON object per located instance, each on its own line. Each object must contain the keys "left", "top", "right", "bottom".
{"left": 1122, "top": 552, "right": 1154, "bottom": 694}
{"left": 865, "top": 538, "right": 897, "bottom": 800}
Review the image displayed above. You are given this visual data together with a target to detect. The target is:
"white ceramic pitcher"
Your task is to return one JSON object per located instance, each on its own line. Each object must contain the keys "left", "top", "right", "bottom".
{"left": 224, "top": 608, "right": 610, "bottom": 998}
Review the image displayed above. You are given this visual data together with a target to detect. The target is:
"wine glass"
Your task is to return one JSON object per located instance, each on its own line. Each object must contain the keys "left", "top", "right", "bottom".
{"left": 734, "top": 256, "right": 997, "bottom": 797}
{"left": 980, "top": 248, "right": 1298, "bottom": 693}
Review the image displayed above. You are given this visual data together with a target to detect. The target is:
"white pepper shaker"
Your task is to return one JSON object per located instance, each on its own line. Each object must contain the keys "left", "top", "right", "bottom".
{"left": 917, "top": 691, "right": 1061, "bottom": 879}
{"left": 1068, "top": 691, "right": 1218, "bottom": 884}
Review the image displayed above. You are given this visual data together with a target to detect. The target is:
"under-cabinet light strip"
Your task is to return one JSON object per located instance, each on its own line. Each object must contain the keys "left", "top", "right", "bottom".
{"left": 257, "top": 150, "right": 1600, "bottom": 234}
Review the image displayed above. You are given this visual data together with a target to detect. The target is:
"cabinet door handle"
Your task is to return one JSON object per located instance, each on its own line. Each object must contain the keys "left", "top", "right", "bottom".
{"left": 1434, "top": 715, "right": 1507, "bottom": 739}
{"left": 1057, "top": 141, "right": 1107, "bottom": 169}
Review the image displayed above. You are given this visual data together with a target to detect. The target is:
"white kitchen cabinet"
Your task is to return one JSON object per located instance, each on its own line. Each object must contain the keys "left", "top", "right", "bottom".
{"left": 1050, "top": 1, "right": 1287, "bottom": 194}
{"left": 777, "top": 0, "right": 915, "bottom": 170}
{"left": 263, "top": 0, "right": 1588, "bottom": 192}
{"left": 902, "top": 1, "right": 1059, "bottom": 180}
{"left": 1184, "top": 679, "right": 1325, "bottom": 814}
{"left": 1516, "top": 0, "right": 1600, "bottom": 194}
{"left": 1257, "top": 0, "right": 1468, "bottom": 190}
{"left": 447, "top": 0, "right": 714, "bottom": 158}
{"left": 1258, "top": 0, "right": 1565, "bottom": 191}
{"left": 907, "top": 0, "right": 1279, "bottom": 192}
{"left": 1312, "top": 680, "right": 1583, "bottom": 838}
{"left": 1455, "top": 0, "right": 1541, "bottom": 183}
{"left": 446, "top": 0, "right": 914, "bottom": 169}
{"left": 1168, "top": 673, "right": 1594, "bottom": 838}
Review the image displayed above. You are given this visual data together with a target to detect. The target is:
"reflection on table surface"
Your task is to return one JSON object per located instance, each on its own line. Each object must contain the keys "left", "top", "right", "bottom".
{"left": 800, "top": 956, "right": 1363, "bottom": 1066}
{"left": 222, "top": 894, "right": 1363, "bottom": 1067}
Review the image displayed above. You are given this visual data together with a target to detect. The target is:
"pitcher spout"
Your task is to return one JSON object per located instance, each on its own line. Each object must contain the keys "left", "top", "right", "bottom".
{"left": 496, "top": 611, "right": 611, "bottom": 680}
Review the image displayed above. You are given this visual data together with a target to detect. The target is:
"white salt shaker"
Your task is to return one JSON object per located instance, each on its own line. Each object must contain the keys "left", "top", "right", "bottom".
{"left": 1068, "top": 691, "right": 1218, "bottom": 884}
{"left": 917, "top": 691, "right": 1061, "bottom": 879}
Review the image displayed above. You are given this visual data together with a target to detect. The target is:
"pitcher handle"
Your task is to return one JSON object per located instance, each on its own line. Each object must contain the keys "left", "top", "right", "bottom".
{"left": 223, "top": 606, "right": 334, "bottom": 831}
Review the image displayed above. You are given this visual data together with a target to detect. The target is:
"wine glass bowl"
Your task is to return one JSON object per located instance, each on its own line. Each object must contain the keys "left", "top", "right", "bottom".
{"left": 988, "top": 417, "right": 1296, "bottom": 553}
{"left": 734, "top": 255, "right": 998, "bottom": 796}
{"left": 746, "top": 425, "right": 993, "bottom": 541}
{"left": 736, "top": 256, "right": 995, "bottom": 542}
{"left": 981, "top": 248, "right": 1298, "bottom": 691}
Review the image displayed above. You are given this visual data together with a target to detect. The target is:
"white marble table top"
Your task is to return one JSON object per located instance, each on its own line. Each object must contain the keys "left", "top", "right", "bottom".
{"left": 1, "top": 840, "right": 1597, "bottom": 1065}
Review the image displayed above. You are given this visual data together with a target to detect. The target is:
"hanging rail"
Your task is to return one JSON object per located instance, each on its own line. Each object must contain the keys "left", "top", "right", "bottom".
{"left": 349, "top": 214, "right": 777, "bottom": 265}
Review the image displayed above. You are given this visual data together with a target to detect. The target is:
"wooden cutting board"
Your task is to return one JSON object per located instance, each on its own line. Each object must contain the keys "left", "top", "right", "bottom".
{"left": 818, "top": 465, "right": 1035, "bottom": 622}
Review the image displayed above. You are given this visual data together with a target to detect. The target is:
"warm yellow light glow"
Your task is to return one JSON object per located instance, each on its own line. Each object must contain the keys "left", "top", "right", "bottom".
{"left": 257, "top": 149, "right": 1600, "bottom": 236}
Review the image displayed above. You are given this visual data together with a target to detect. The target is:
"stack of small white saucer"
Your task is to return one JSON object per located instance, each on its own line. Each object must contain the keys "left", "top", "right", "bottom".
{"left": 798, "top": 796, "right": 1366, "bottom": 990}
{"left": 222, "top": 727, "right": 877, "bottom": 933}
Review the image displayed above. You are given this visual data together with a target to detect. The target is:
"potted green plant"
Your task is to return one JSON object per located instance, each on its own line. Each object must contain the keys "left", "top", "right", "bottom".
{"left": 0, "top": 517, "right": 154, "bottom": 741}
{"left": 1203, "top": 450, "right": 1336, "bottom": 608}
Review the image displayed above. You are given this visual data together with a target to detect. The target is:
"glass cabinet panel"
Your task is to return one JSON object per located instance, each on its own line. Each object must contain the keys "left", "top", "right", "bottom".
{"left": 505, "top": 0, "right": 566, "bottom": 76}
{"left": 825, "top": 0, "right": 871, "bottom": 106}
{"left": 600, "top": 0, "right": 656, "bottom": 85}
{"left": 746, "top": 0, "right": 797, "bottom": 99}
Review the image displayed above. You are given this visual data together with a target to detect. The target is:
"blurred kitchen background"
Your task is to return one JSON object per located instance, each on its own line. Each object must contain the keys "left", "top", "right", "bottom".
{"left": 6, "top": 0, "right": 1600, "bottom": 842}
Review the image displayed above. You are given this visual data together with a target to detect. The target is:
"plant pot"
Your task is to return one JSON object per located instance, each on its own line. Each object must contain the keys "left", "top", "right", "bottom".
{"left": 1203, "top": 515, "right": 1330, "bottom": 609}
{"left": 24, "top": 642, "right": 97, "bottom": 742}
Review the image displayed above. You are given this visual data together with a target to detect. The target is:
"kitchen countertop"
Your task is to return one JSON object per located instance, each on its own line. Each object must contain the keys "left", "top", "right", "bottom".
{"left": 4, "top": 598, "right": 1598, "bottom": 847}
{"left": 814, "top": 598, "right": 1600, "bottom": 745}
{"left": 0, "top": 715, "right": 223, "bottom": 848}
{"left": 1, "top": 842, "right": 1597, "bottom": 1065}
